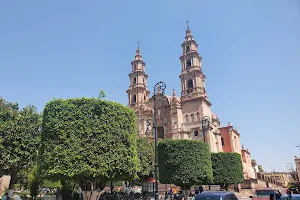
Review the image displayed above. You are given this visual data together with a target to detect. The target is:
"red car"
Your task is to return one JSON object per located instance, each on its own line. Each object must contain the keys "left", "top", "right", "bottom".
{"left": 250, "top": 188, "right": 278, "bottom": 200}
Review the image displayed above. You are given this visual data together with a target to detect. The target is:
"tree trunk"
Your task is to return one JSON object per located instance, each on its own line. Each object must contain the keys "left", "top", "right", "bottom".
{"left": 8, "top": 171, "right": 17, "bottom": 198}
{"left": 110, "top": 181, "right": 113, "bottom": 193}
{"left": 225, "top": 184, "right": 228, "bottom": 191}
{"left": 182, "top": 187, "right": 190, "bottom": 200}
{"left": 83, "top": 181, "right": 101, "bottom": 200}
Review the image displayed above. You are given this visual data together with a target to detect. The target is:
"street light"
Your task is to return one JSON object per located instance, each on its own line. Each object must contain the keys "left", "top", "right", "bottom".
{"left": 146, "top": 81, "right": 166, "bottom": 200}
{"left": 201, "top": 116, "right": 212, "bottom": 190}
{"left": 201, "top": 116, "right": 211, "bottom": 143}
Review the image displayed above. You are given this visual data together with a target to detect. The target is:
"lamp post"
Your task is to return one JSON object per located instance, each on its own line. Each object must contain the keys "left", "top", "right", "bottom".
{"left": 201, "top": 116, "right": 211, "bottom": 143}
{"left": 201, "top": 116, "right": 211, "bottom": 190}
{"left": 145, "top": 81, "right": 166, "bottom": 200}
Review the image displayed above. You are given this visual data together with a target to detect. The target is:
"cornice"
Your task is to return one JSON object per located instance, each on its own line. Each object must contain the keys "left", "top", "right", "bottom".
{"left": 128, "top": 71, "right": 148, "bottom": 77}
{"left": 181, "top": 39, "right": 198, "bottom": 47}
{"left": 181, "top": 96, "right": 212, "bottom": 107}
{"left": 131, "top": 59, "right": 145, "bottom": 65}
{"left": 179, "top": 52, "right": 202, "bottom": 61}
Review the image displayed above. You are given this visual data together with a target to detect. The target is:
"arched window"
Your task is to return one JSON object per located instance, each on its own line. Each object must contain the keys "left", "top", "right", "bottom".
{"left": 185, "top": 114, "right": 189, "bottom": 123}
{"left": 157, "top": 127, "right": 164, "bottom": 139}
{"left": 132, "top": 95, "right": 136, "bottom": 103}
{"left": 186, "top": 46, "right": 190, "bottom": 53}
{"left": 133, "top": 77, "right": 137, "bottom": 84}
{"left": 191, "top": 114, "right": 194, "bottom": 122}
{"left": 186, "top": 60, "right": 191, "bottom": 68}
{"left": 194, "top": 130, "right": 199, "bottom": 136}
{"left": 187, "top": 80, "right": 193, "bottom": 89}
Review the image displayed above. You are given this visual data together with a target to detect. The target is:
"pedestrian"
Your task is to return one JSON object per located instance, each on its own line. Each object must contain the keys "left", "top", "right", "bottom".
{"left": 1, "top": 193, "right": 8, "bottom": 200}
{"left": 269, "top": 194, "right": 274, "bottom": 200}
{"left": 275, "top": 190, "right": 281, "bottom": 200}
{"left": 194, "top": 187, "right": 199, "bottom": 195}
{"left": 286, "top": 188, "right": 292, "bottom": 198}
{"left": 169, "top": 188, "right": 173, "bottom": 200}
{"left": 199, "top": 186, "right": 204, "bottom": 193}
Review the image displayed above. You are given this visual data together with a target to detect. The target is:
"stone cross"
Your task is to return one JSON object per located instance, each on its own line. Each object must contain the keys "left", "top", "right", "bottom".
{"left": 186, "top": 20, "right": 189, "bottom": 28}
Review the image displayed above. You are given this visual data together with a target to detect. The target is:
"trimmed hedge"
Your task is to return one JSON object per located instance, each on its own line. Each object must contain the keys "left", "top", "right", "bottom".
{"left": 40, "top": 98, "right": 140, "bottom": 183}
{"left": 137, "top": 137, "right": 155, "bottom": 179}
{"left": 211, "top": 152, "right": 244, "bottom": 186}
{"left": 158, "top": 139, "right": 213, "bottom": 189}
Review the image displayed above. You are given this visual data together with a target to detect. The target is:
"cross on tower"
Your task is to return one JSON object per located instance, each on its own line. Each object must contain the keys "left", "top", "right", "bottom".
{"left": 186, "top": 20, "right": 190, "bottom": 28}
{"left": 137, "top": 41, "right": 140, "bottom": 49}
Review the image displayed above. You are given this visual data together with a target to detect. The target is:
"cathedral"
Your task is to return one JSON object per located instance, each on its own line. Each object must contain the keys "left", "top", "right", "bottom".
{"left": 126, "top": 25, "right": 223, "bottom": 153}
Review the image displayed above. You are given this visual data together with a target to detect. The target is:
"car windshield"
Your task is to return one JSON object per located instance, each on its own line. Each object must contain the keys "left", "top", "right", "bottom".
{"left": 197, "top": 196, "right": 222, "bottom": 200}
{"left": 255, "top": 190, "right": 276, "bottom": 196}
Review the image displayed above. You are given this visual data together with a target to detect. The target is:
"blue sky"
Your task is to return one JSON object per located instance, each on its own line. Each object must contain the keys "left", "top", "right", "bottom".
{"left": 1, "top": 0, "right": 299, "bottom": 172}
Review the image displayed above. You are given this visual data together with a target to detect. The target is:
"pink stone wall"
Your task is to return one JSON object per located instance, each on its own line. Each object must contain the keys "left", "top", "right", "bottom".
{"left": 0, "top": 175, "right": 10, "bottom": 193}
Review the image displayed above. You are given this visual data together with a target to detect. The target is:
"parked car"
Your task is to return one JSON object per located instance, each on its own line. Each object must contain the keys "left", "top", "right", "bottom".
{"left": 250, "top": 188, "right": 278, "bottom": 200}
{"left": 195, "top": 191, "right": 238, "bottom": 200}
{"left": 281, "top": 194, "right": 300, "bottom": 200}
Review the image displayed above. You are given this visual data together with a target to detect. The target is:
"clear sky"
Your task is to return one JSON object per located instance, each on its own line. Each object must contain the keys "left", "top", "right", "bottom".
{"left": 1, "top": 0, "right": 299, "bottom": 172}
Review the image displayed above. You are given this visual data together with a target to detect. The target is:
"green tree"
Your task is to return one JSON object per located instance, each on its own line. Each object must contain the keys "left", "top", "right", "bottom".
{"left": 211, "top": 152, "right": 244, "bottom": 189}
{"left": 158, "top": 139, "right": 213, "bottom": 200}
{"left": 0, "top": 98, "right": 41, "bottom": 196}
{"left": 42, "top": 179, "right": 62, "bottom": 188}
{"left": 136, "top": 137, "right": 154, "bottom": 180}
{"left": 98, "top": 90, "right": 106, "bottom": 99}
{"left": 287, "top": 181, "right": 300, "bottom": 190}
{"left": 39, "top": 98, "right": 139, "bottom": 199}
{"left": 27, "top": 164, "right": 42, "bottom": 199}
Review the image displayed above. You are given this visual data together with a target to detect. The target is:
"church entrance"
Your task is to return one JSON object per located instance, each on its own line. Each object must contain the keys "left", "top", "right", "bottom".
{"left": 157, "top": 127, "right": 164, "bottom": 139}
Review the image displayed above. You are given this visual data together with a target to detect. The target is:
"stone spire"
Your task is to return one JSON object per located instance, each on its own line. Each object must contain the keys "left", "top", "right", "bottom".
{"left": 185, "top": 20, "right": 193, "bottom": 40}
{"left": 179, "top": 21, "right": 209, "bottom": 103}
{"left": 126, "top": 42, "right": 150, "bottom": 107}
{"left": 171, "top": 89, "right": 180, "bottom": 108}
{"left": 134, "top": 41, "right": 142, "bottom": 61}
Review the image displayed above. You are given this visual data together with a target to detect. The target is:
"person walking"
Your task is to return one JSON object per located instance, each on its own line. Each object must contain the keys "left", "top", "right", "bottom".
{"left": 275, "top": 190, "right": 281, "bottom": 200}
{"left": 199, "top": 186, "right": 204, "bottom": 194}
{"left": 194, "top": 187, "right": 199, "bottom": 195}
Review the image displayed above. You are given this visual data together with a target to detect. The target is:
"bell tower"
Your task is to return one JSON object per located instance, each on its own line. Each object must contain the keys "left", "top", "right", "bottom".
{"left": 179, "top": 21, "right": 208, "bottom": 102}
{"left": 126, "top": 42, "right": 150, "bottom": 108}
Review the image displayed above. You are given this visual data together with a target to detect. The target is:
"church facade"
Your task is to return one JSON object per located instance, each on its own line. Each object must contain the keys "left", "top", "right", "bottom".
{"left": 126, "top": 25, "right": 223, "bottom": 153}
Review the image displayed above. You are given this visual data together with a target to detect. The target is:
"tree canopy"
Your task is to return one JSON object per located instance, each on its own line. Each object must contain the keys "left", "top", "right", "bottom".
{"left": 98, "top": 90, "right": 106, "bottom": 99}
{"left": 136, "top": 137, "right": 154, "bottom": 179}
{"left": 39, "top": 98, "right": 140, "bottom": 188}
{"left": 158, "top": 139, "right": 213, "bottom": 191}
{"left": 0, "top": 98, "right": 41, "bottom": 189}
{"left": 211, "top": 152, "right": 244, "bottom": 188}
